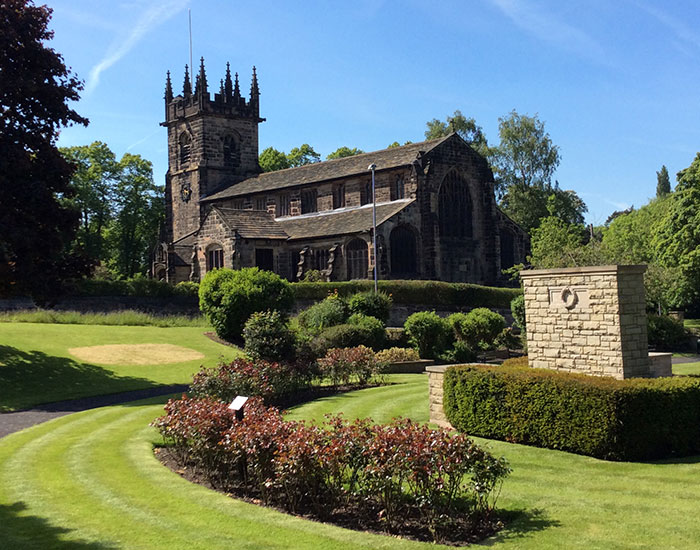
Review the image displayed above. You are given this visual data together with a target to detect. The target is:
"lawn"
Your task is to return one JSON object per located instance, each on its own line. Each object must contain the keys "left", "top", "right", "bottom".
{"left": 2, "top": 375, "right": 700, "bottom": 549}
{"left": 0, "top": 323, "right": 242, "bottom": 411}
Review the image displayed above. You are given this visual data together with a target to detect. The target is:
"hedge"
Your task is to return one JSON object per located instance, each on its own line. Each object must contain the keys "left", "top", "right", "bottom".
{"left": 70, "top": 277, "right": 198, "bottom": 298}
{"left": 443, "top": 364, "right": 700, "bottom": 461}
{"left": 291, "top": 280, "right": 520, "bottom": 308}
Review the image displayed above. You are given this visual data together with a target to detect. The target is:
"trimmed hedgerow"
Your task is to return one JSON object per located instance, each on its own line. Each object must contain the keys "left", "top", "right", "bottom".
{"left": 153, "top": 396, "right": 510, "bottom": 543}
{"left": 443, "top": 363, "right": 700, "bottom": 461}
{"left": 291, "top": 280, "right": 520, "bottom": 308}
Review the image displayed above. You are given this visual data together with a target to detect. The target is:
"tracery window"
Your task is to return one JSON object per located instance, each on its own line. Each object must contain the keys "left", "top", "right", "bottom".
{"left": 500, "top": 231, "right": 515, "bottom": 269}
{"left": 255, "top": 196, "right": 267, "bottom": 211}
{"left": 360, "top": 181, "right": 372, "bottom": 206}
{"left": 179, "top": 133, "right": 192, "bottom": 167}
{"left": 301, "top": 189, "right": 317, "bottom": 214}
{"left": 390, "top": 225, "right": 417, "bottom": 276}
{"left": 438, "top": 171, "right": 473, "bottom": 239}
{"left": 223, "top": 135, "right": 240, "bottom": 167}
{"left": 206, "top": 245, "right": 224, "bottom": 271}
{"left": 391, "top": 175, "right": 405, "bottom": 200}
{"left": 277, "top": 193, "right": 290, "bottom": 216}
{"left": 346, "top": 238, "right": 368, "bottom": 280}
{"left": 313, "top": 248, "right": 329, "bottom": 272}
{"left": 333, "top": 184, "right": 345, "bottom": 209}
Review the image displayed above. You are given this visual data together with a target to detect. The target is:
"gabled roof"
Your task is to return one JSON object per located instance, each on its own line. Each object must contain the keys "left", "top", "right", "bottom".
{"left": 277, "top": 199, "right": 414, "bottom": 240}
{"left": 202, "top": 135, "right": 454, "bottom": 202}
{"left": 210, "top": 207, "right": 289, "bottom": 239}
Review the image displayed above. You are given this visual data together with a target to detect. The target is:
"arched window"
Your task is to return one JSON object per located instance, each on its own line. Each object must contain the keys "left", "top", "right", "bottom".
{"left": 223, "top": 135, "right": 240, "bottom": 167}
{"left": 360, "top": 181, "right": 372, "bottom": 205}
{"left": 390, "top": 225, "right": 417, "bottom": 276}
{"left": 179, "top": 133, "right": 192, "bottom": 167}
{"left": 500, "top": 231, "right": 515, "bottom": 269}
{"left": 438, "top": 171, "right": 473, "bottom": 238}
{"left": 206, "top": 244, "right": 224, "bottom": 271}
{"left": 346, "top": 238, "right": 368, "bottom": 280}
{"left": 392, "top": 176, "right": 405, "bottom": 200}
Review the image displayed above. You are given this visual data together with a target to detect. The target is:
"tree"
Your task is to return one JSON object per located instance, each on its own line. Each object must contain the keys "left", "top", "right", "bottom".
{"left": 546, "top": 187, "right": 587, "bottom": 226}
{"left": 0, "top": 1, "right": 90, "bottom": 300}
{"left": 287, "top": 143, "right": 321, "bottom": 167}
{"left": 425, "top": 110, "right": 490, "bottom": 157}
{"left": 492, "top": 111, "right": 560, "bottom": 198}
{"left": 656, "top": 165, "right": 671, "bottom": 197}
{"left": 326, "top": 146, "right": 364, "bottom": 160}
{"left": 105, "top": 154, "right": 163, "bottom": 278}
{"left": 500, "top": 184, "right": 587, "bottom": 234}
{"left": 387, "top": 141, "right": 412, "bottom": 148}
{"left": 259, "top": 146, "right": 290, "bottom": 172}
{"left": 528, "top": 217, "right": 588, "bottom": 269}
{"left": 60, "top": 142, "right": 119, "bottom": 263}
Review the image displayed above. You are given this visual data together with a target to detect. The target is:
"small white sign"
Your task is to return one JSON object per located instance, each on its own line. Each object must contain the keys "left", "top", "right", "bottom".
{"left": 228, "top": 395, "right": 249, "bottom": 411}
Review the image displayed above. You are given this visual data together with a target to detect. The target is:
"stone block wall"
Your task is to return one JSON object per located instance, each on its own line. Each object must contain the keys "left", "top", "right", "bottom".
{"left": 426, "top": 365, "right": 453, "bottom": 428}
{"left": 521, "top": 265, "right": 650, "bottom": 379}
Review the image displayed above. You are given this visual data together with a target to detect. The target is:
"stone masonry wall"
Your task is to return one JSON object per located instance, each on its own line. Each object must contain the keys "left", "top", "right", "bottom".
{"left": 521, "top": 265, "right": 650, "bottom": 379}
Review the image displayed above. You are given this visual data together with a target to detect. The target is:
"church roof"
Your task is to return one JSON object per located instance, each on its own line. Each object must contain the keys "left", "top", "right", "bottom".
{"left": 212, "top": 207, "right": 289, "bottom": 239}
{"left": 202, "top": 135, "right": 453, "bottom": 202}
{"left": 277, "top": 199, "right": 414, "bottom": 240}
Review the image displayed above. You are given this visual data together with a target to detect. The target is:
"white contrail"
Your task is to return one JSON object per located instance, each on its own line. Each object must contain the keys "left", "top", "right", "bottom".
{"left": 86, "top": 0, "right": 189, "bottom": 95}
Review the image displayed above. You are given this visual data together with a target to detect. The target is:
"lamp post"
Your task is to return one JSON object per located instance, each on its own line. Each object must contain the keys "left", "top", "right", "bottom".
{"left": 368, "top": 163, "right": 378, "bottom": 294}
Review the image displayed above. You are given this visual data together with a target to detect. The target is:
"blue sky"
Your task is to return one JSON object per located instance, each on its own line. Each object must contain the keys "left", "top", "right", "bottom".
{"left": 48, "top": 0, "right": 700, "bottom": 225}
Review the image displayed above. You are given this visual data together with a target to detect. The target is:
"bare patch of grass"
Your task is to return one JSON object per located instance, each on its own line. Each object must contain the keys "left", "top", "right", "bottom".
{"left": 68, "top": 344, "right": 204, "bottom": 365}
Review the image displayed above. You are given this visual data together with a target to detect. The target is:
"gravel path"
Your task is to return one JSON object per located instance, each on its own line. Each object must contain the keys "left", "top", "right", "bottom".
{"left": 0, "top": 384, "right": 188, "bottom": 439}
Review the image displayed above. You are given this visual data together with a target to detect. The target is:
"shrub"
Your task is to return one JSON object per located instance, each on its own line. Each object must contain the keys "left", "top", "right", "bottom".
{"left": 375, "top": 347, "right": 420, "bottom": 364}
{"left": 494, "top": 327, "right": 522, "bottom": 351}
{"left": 243, "top": 310, "right": 296, "bottom": 361}
{"left": 173, "top": 281, "right": 200, "bottom": 297}
{"left": 154, "top": 398, "right": 510, "bottom": 543}
{"left": 347, "top": 291, "right": 393, "bottom": 323}
{"left": 317, "top": 345, "right": 382, "bottom": 386}
{"left": 189, "top": 357, "right": 311, "bottom": 403}
{"left": 439, "top": 340, "right": 477, "bottom": 364}
{"left": 510, "top": 294, "right": 526, "bottom": 331}
{"left": 310, "top": 323, "right": 375, "bottom": 358}
{"left": 347, "top": 313, "right": 386, "bottom": 350}
{"left": 444, "top": 363, "right": 700, "bottom": 461}
{"left": 449, "top": 308, "right": 506, "bottom": 350}
{"left": 404, "top": 311, "right": 453, "bottom": 359}
{"left": 301, "top": 269, "right": 325, "bottom": 282}
{"left": 199, "top": 267, "right": 294, "bottom": 341}
{"left": 296, "top": 296, "right": 348, "bottom": 335}
{"left": 647, "top": 314, "right": 689, "bottom": 350}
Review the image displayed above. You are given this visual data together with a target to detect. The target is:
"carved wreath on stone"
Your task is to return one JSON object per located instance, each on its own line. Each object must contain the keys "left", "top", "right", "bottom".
{"left": 560, "top": 287, "right": 579, "bottom": 310}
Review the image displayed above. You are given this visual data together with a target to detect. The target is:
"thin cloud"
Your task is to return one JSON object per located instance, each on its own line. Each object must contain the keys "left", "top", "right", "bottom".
{"left": 126, "top": 129, "right": 161, "bottom": 152}
{"left": 86, "top": 0, "right": 189, "bottom": 95}
{"left": 636, "top": 2, "right": 700, "bottom": 53}
{"left": 486, "top": 0, "right": 605, "bottom": 61}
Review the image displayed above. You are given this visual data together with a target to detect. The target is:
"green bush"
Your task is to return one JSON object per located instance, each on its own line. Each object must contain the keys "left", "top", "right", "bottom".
{"left": 199, "top": 268, "right": 294, "bottom": 342}
{"left": 317, "top": 345, "right": 382, "bottom": 386}
{"left": 296, "top": 296, "right": 348, "bottom": 334}
{"left": 449, "top": 308, "right": 506, "bottom": 350}
{"left": 439, "top": 340, "right": 477, "bottom": 364}
{"left": 444, "top": 363, "right": 700, "bottom": 461}
{"left": 404, "top": 311, "right": 454, "bottom": 360}
{"left": 347, "top": 313, "right": 386, "bottom": 350}
{"left": 510, "top": 294, "right": 525, "bottom": 331}
{"left": 173, "top": 281, "right": 200, "bottom": 297}
{"left": 243, "top": 310, "right": 296, "bottom": 361}
{"left": 647, "top": 314, "right": 689, "bottom": 350}
{"left": 347, "top": 291, "right": 393, "bottom": 323}
{"left": 291, "top": 280, "right": 520, "bottom": 308}
{"left": 73, "top": 276, "right": 176, "bottom": 297}
{"left": 375, "top": 347, "right": 420, "bottom": 364}
{"left": 310, "top": 323, "right": 376, "bottom": 358}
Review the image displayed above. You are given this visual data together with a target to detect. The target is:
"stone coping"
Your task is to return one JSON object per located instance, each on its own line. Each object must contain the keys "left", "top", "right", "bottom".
{"left": 648, "top": 352, "right": 673, "bottom": 359}
{"left": 519, "top": 264, "right": 647, "bottom": 278}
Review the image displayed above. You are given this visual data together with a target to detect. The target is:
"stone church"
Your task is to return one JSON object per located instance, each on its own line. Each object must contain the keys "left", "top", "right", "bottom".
{"left": 152, "top": 59, "right": 528, "bottom": 285}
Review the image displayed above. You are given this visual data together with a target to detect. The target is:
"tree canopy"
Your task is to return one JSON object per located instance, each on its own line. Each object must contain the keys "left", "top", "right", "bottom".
{"left": 0, "top": 0, "right": 89, "bottom": 301}
{"left": 259, "top": 147, "right": 290, "bottom": 172}
{"left": 424, "top": 110, "right": 490, "bottom": 157}
{"left": 326, "top": 146, "right": 364, "bottom": 160}
{"left": 656, "top": 165, "right": 671, "bottom": 197}
{"left": 287, "top": 144, "right": 321, "bottom": 167}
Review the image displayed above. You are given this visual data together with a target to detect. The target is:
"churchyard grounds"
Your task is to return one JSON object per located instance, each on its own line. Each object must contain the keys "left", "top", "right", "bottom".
{"left": 2, "top": 315, "right": 700, "bottom": 549}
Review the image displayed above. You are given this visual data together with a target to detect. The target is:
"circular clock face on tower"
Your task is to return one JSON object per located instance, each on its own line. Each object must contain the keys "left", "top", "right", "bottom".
{"left": 180, "top": 182, "right": 192, "bottom": 202}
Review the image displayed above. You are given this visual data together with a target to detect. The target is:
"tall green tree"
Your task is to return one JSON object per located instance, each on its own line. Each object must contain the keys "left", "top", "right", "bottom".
{"left": 326, "top": 146, "right": 364, "bottom": 160}
{"left": 492, "top": 110, "right": 560, "bottom": 197}
{"left": 106, "top": 154, "right": 163, "bottom": 278}
{"left": 0, "top": 0, "right": 90, "bottom": 301}
{"left": 425, "top": 110, "right": 490, "bottom": 157}
{"left": 60, "top": 142, "right": 118, "bottom": 262}
{"left": 259, "top": 146, "right": 290, "bottom": 172}
{"left": 656, "top": 165, "right": 671, "bottom": 197}
{"left": 287, "top": 143, "right": 321, "bottom": 167}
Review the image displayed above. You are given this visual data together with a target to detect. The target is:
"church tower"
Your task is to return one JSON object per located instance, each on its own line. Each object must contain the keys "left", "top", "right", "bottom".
{"left": 162, "top": 59, "right": 264, "bottom": 244}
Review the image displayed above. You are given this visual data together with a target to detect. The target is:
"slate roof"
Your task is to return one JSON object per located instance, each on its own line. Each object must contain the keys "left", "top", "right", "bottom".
{"left": 212, "top": 207, "right": 289, "bottom": 239}
{"left": 202, "top": 135, "right": 453, "bottom": 202}
{"left": 277, "top": 200, "right": 414, "bottom": 240}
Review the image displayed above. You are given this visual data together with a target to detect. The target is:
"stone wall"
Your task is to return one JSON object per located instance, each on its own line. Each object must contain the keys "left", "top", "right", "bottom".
{"left": 426, "top": 365, "right": 453, "bottom": 428}
{"left": 521, "top": 265, "right": 651, "bottom": 379}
